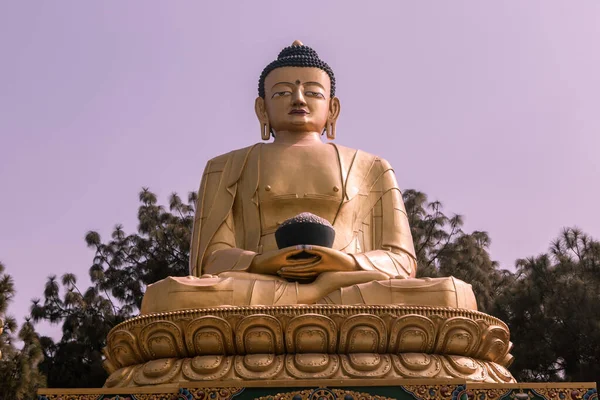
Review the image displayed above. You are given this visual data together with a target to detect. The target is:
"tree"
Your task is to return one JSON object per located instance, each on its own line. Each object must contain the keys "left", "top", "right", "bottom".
{"left": 31, "top": 274, "right": 122, "bottom": 388}
{"left": 493, "top": 228, "right": 600, "bottom": 382}
{"left": 404, "top": 190, "right": 505, "bottom": 312}
{"left": 31, "top": 189, "right": 196, "bottom": 387}
{"left": 0, "top": 261, "right": 16, "bottom": 361}
{"left": 86, "top": 188, "right": 195, "bottom": 311}
{"left": 0, "top": 262, "right": 46, "bottom": 400}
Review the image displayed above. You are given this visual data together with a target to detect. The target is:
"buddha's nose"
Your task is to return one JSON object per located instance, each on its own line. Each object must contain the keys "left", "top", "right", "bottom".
{"left": 291, "top": 89, "right": 306, "bottom": 106}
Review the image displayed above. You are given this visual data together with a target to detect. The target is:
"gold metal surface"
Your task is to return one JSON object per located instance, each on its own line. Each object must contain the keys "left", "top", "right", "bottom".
{"left": 141, "top": 275, "right": 478, "bottom": 312}
{"left": 183, "top": 377, "right": 464, "bottom": 388}
{"left": 102, "top": 305, "right": 515, "bottom": 387}
{"left": 104, "top": 355, "right": 513, "bottom": 387}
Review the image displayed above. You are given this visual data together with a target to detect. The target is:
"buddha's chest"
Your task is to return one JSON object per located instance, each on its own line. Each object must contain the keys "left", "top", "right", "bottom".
{"left": 259, "top": 145, "right": 342, "bottom": 198}
{"left": 256, "top": 145, "right": 343, "bottom": 231}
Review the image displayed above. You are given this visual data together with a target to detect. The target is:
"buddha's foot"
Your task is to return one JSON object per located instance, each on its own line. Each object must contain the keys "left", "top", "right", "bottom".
{"left": 103, "top": 304, "right": 515, "bottom": 387}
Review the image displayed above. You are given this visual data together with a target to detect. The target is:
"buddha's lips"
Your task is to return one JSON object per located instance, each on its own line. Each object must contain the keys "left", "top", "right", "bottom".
{"left": 289, "top": 109, "right": 309, "bottom": 114}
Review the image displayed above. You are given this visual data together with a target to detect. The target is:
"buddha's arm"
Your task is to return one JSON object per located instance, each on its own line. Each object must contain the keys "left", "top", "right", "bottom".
{"left": 202, "top": 212, "right": 257, "bottom": 275}
{"left": 351, "top": 161, "right": 417, "bottom": 279}
{"left": 189, "top": 154, "right": 256, "bottom": 277}
{"left": 191, "top": 148, "right": 276, "bottom": 277}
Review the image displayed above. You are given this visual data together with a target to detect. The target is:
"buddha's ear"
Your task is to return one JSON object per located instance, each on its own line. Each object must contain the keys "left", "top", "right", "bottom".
{"left": 325, "top": 97, "right": 341, "bottom": 140}
{"left": 328, "top": 96, "right": 341, "bottom": 122}
{"left": 255, "top": 97, "right": 268, "bottom": 123}
{"left": 255, "top": 97, "right": 271, "bottom": 141}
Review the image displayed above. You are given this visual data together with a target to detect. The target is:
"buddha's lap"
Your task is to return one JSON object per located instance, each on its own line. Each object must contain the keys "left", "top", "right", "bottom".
{"left": 140, "top": 273, "right": 477, "bottom": 314}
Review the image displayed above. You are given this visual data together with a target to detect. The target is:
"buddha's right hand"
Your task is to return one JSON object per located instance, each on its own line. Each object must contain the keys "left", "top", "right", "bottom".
{"left": 249, "top": 246, "right": 320, "bottom": 276}
{"left": 297, "top": 270, "right": 391, "bottom": 304}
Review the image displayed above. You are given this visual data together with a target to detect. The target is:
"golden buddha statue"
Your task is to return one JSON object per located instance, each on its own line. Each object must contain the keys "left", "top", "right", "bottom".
{"left": 140, "top": 40, "right": 476, "bottom": 313}
{"left": 102, "top": 42, "right": 515, "bottom": 387}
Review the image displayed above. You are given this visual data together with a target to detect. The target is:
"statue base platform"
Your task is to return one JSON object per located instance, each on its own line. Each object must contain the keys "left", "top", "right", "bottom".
{"left": 38, "top": 381, "right": 597, "bottom": 400}
{"left": 101, "top": 305, "right": 515, "bottom": 386}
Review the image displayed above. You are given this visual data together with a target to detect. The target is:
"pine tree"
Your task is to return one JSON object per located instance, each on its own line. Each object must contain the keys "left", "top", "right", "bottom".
{"left": 404, "top": 190, "right": 505, "bottom": 312}
{"left": 493, "top": 228, "right": 600, "bottom": 382}
{"left": 0, "top": 262, "right": 46, "bottom": 399}
{"left": 31, "top": 189, "right": 195, "bottom": 387}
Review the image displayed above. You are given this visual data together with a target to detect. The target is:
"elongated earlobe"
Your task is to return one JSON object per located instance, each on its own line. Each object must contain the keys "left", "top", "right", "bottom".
{"left": 261, "top": 121, "right": 271, "bottom": 141}
{"left": 326, "top": 121, "right": 336, "bottom": 140}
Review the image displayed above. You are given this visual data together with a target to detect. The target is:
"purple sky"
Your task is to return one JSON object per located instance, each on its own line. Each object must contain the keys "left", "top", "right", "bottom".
{"left": 1, "top": 2, "right": 599, "bottom": 337}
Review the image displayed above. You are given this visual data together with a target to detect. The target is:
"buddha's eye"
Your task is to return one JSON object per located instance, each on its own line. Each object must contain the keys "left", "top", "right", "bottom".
{"left": 305, "top": 91, "right": 325, "bottom": 99}
{"left": 272, "top": 91, "right": 291, "bottom": 98}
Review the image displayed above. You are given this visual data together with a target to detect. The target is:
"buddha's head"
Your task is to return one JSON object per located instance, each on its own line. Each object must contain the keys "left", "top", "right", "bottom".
{"left": 255, "top": 40, "right": 341, "bottom": 140}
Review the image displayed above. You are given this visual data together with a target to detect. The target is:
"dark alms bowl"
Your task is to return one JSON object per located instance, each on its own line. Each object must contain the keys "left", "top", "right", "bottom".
{"left": 275, "top": 212, "right": 335, "bottom": 249}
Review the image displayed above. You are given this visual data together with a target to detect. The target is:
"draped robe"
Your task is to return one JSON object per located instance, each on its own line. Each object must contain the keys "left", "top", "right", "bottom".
{"left": 189, "top": 143, "right": 418, "bottom": 279}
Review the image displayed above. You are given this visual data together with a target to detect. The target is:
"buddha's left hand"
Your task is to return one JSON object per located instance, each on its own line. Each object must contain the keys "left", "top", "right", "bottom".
{"left": 278, "top": 245, "right": 358, "bottom": 280}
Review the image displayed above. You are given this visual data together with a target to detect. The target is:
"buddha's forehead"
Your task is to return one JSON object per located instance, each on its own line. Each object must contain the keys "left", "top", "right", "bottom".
{"left": 264, "top": 67, "right": 331, "bottom": 94}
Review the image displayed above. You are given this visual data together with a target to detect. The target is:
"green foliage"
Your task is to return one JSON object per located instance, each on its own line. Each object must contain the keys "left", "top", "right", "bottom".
{"left": 86, "top": 189, "right": 195, "bottom": 311}
{"left": 30, "top": 274, "right": 123, "bottom": 388}
{"left": 0, "top": 262, "right": 46, "bottom": 400}
{"left": 404, "top": 190, "right": 505, "bottom": 312}
{"left": 31, "top": 189, "right": 196, "bottom": 388}
{"left": 406, "top": 191, "right": 600, "bottom": 382}
{"left": 493, "top": 228, "right": 600, "bottom": 382}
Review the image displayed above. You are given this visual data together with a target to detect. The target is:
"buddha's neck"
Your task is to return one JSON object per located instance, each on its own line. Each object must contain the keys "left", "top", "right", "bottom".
{"left": 272, "top": 131, "right": 323, "bottom": 147}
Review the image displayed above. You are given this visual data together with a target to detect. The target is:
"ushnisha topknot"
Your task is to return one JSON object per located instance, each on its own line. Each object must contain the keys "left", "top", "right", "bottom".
{"left": 258, "top": 40, "right": 336, "bottom": 98}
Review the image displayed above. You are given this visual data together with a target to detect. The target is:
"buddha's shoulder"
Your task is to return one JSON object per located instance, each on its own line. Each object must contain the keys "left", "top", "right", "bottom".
{"left": 204, "top": 145, "right": 259, "bottom": 173}
{"left": 331, "top": 144, "right": 393, "bottom": 171}
{"left": 207, "top": 145, "right": 256, "bottom": 162}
